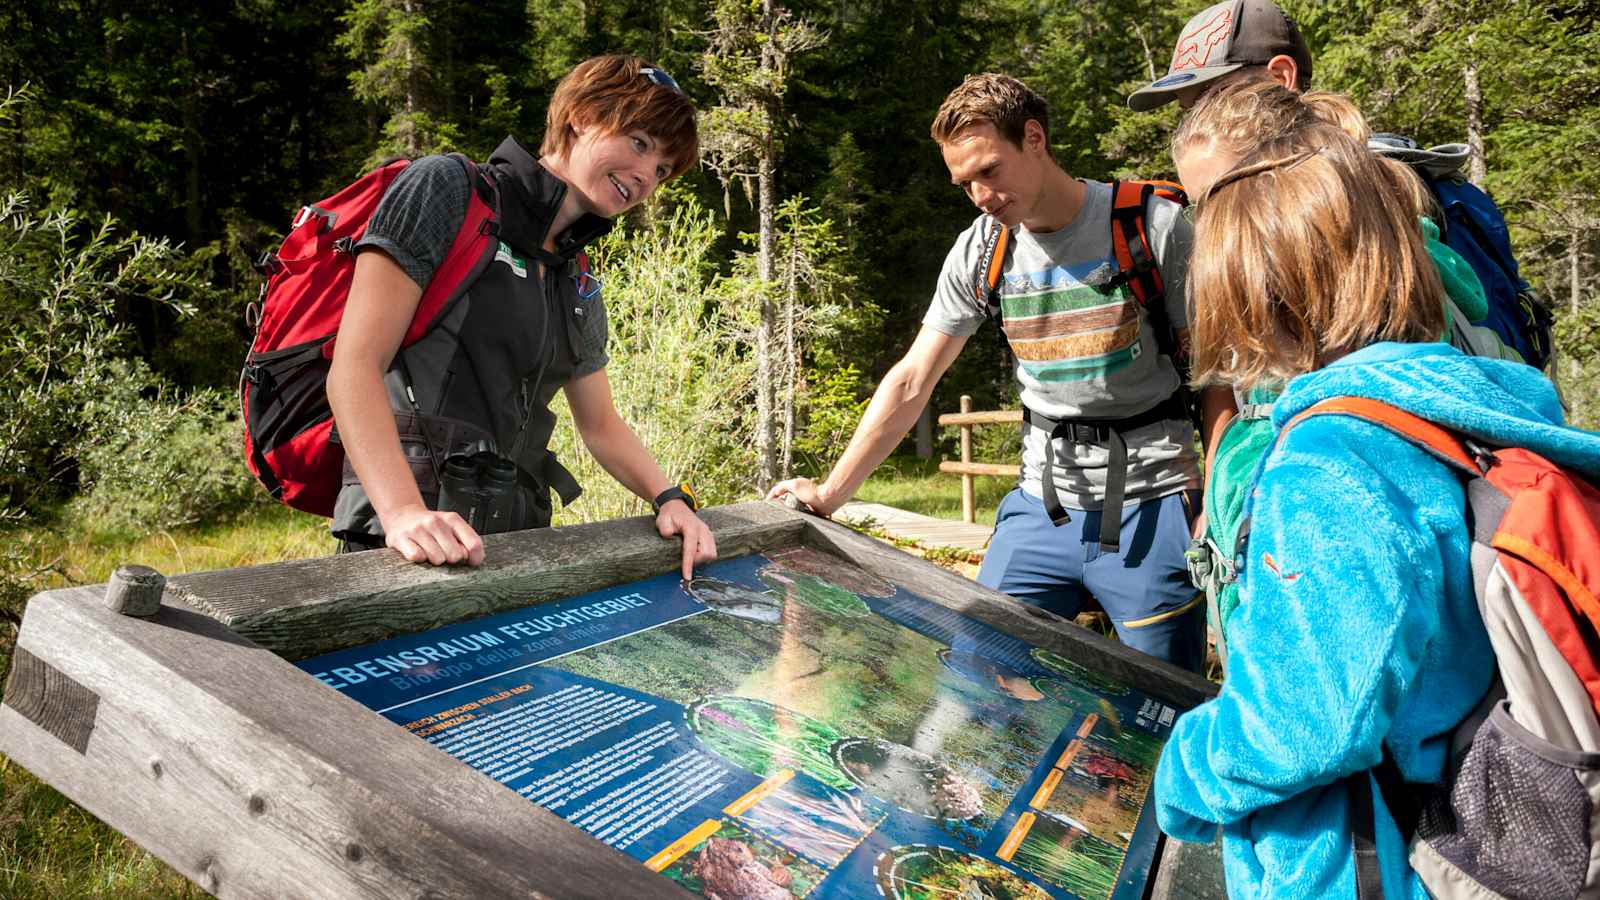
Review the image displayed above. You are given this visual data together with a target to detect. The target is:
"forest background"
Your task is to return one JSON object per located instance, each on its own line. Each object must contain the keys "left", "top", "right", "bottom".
{"left": 0, "top": 0, "right": 1597, "bottom": 893}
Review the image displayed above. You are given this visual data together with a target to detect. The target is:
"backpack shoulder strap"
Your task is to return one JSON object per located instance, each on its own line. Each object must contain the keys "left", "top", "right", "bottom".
{"left": 972, "top": 218, "right": 1011, "bottom": 323}
{"left": 1108, "top": 179, "right": 1190, "bottom": 378}
{"left": 1108, "top": 180, "right": 1165, "bottom": 308}
{"left": 1113, "top": 176, "right": 1190, "bottom": 355}
{"left": 1278, "top": 396, "right": 1483, "bottom": 477}
{"left": 1432, "top": 179, "right": 1523, "bottom": 284}
{"left": 402, "top": 154, "right": 501, "bottom": 347}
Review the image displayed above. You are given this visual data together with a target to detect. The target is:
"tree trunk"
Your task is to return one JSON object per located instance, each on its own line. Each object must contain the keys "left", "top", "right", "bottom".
{"left": 1464, "top": 35, "right": 1487, "bottom": 186}
{"left": 442, "top": 0, "right": 454, "bottom": 123}
{"left": 1573, "top": 230, "right": 1582, "bottom": 316}
{"left": 1570, "top": 233, "right": 1584, "bottom": 423}
{"left": 753, "top": 0, "right": 779, "bottom": 491}
{"left": 1134, "top": 25, "right": 1157, "bottom": 82}
{"left": 780, "top": 233, "right": 798, "bottom": 480}
{"left": 181, "top": 30, "right": 202, "bottom": 246}
{"left": 402, "top": 0, "right": 419, "bottom": 157}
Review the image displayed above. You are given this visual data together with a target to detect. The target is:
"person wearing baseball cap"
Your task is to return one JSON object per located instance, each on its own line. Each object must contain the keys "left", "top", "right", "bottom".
{"left": 1127, "top": 0, "right": 1312, "bottom": 111}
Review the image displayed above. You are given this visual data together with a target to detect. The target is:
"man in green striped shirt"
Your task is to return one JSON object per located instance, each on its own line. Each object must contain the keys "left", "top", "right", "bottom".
{"left": 770, "top": 74, "right": 1232, "bottom": 672}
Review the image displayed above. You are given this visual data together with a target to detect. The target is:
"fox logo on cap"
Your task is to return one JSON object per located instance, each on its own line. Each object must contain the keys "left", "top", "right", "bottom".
{"left": 1173, "top": 7, "right": 1234, "bottom": 71}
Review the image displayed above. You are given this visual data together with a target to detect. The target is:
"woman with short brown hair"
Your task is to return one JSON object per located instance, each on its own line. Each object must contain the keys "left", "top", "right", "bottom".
{"left": 326, "top": 55, "right": 715, "bottom": 578}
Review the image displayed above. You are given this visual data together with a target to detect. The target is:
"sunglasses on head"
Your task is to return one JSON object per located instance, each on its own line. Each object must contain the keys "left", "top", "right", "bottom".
{"left": 640, "top": 66, "right": 683, "bottom": 94}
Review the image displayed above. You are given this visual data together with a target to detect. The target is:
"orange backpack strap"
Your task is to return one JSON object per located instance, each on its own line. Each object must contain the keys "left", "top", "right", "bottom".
{"left": 1108, "top": 180, "right": 1165, "bottom": 309}
{"left": 1107, "top": 180, "right": 1192, "bottom": 367}
{"left": 1107, "top": 179, "right": 1195, "bottom": 424}
{"left": 1278, "top": 396, "right": 1483, "bottom": 476}
{"left": 972, "top": 218, "right": 1011, "bottom": 322}
{"left": 1232, "top": 396, "right": 1486, "bottom": 588}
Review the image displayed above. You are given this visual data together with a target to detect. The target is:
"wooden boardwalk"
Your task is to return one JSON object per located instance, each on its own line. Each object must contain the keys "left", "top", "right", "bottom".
{"left": 833, "top": 501, "right": 995, "bottom": 554}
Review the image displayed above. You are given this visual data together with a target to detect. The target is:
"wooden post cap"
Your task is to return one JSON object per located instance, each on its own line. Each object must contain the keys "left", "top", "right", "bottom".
{"left": 104, "top": 565, "right": 166, "bottom": 617}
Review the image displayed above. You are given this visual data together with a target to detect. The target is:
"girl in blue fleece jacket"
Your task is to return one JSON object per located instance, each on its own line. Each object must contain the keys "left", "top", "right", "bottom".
{"left": 1155, "top": 118, "right": 1600, "bottom": 896}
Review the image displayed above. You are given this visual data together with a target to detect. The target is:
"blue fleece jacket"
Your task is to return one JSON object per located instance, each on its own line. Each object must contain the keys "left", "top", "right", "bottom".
{"left": 1155, "top": 341, "right": 1600, "bottom": 898}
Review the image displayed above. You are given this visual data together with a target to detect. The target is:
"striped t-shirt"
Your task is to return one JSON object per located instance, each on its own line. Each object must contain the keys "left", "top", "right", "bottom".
{"left": 922, "top": 180, "right": 1200, "bottom": 508}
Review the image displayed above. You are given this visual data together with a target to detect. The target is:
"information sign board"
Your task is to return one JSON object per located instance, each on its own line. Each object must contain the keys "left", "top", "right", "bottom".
{"left": 300, "top": 549, "right": 1177, "bottom": 900}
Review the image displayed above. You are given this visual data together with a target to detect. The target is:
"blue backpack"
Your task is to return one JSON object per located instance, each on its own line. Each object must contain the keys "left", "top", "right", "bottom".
{"left": 1371, "top": 135, "right": 1555, "bottom": 370}
{"left": 1433, "top": 178, "right": 1554, "bottom": 369}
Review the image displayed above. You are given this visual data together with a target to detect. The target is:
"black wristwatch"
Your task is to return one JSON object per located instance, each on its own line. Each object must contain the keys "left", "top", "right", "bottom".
{"left": 652, "top": 482, "right": 699, "bottom": 515}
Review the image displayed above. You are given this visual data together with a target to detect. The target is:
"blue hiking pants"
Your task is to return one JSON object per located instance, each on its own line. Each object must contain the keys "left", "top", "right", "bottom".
{"left": 977, "top": 487, "right": 1205, "bottom": 673}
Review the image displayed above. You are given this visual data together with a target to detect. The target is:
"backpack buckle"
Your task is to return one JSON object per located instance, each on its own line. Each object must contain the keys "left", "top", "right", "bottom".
{"left": 1185, "top": 536, "right": 1238, "bottom": 590}
{"left": 1464, "top": 440, "right": 1497, "bottom": 474}
{"left": 253, "top": 251, "right": 283, "bottom": 277}
{"left": 1096, "top": 269, "right": 1133, "bottom": 296}
{"left": 1214, "top": 551, "right": 1238, "bottom": 585}
{"left": 1184, "top": 537, "right": 1212, "bottom": 587}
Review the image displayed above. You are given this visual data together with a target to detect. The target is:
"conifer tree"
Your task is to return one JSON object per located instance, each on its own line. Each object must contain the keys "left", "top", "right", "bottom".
{"left": 340, "top": 0, "right": 462, "bottom": 162}
{"left": 698, "top": 0, "right": 826, "bottom": 490}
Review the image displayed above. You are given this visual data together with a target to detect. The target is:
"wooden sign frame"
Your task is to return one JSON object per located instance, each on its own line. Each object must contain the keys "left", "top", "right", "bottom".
{"left": 0, "top": 501, "right": 1222, "bottom": 898}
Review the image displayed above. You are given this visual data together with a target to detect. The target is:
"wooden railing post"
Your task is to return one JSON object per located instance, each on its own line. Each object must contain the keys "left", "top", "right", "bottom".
{"left": 959, "top": 395, "right": 975, "bottom": 524}
{"left": 937, "top": 405, "right": 1021, "bottom": 526}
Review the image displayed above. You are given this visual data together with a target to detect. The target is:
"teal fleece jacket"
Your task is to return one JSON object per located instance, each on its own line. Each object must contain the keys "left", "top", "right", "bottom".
{"left": 1155, "top": 341, "right": 1600, "bottom": 898}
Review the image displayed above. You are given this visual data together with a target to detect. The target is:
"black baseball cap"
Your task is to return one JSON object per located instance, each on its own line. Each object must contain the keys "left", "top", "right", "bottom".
{"left": 1127, "top": 0, "right": 1313, "bottom": 111}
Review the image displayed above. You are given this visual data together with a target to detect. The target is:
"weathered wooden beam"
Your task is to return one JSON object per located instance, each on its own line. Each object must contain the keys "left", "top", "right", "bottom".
{"left": 168, "top": 502, "right": 805, "bottom": 661}
{"left": 1149, "top": 833, "right": 1228, "bottom": 900}
{"left": 794, "top": 513, "right": 1218, "bottom": 710}
{"left": 0, "top": 586, "right": 692, "bottom": 900}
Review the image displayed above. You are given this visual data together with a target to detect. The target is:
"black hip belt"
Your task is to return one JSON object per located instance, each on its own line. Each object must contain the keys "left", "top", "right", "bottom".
{"left": 1024, "top": 393, "right": 1187, "bottom": 552}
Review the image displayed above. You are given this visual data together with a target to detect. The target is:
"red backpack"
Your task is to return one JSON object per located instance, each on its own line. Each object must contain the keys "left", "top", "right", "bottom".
{"left": 240, "top": 154, "right": 499, "bottom": 516}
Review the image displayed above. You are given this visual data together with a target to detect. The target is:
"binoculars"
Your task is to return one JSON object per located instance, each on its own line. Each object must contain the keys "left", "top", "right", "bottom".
{"left": 437, "top": 450, "right": 519, "bottom": 535}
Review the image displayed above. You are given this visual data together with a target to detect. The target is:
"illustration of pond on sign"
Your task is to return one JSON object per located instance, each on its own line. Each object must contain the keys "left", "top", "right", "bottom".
{"left": 830, "top": 736, "right": 984, "bottom": 821}
{"left": 939, "top": 648, "right": 1045, "bottom": 702}
{"left": 757, "top": 565, "right": 871, "bottom": 618}
{"left": 689, "top": 696, "right": 854, "bottom": 791}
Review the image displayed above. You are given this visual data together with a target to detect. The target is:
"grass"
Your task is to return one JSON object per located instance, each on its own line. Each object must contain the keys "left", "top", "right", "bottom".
{"left": 17, "top": 502, "right": 332, "bottom": 590}
{"left": 852, "top": 455, "right": 1014, "bottom": 527}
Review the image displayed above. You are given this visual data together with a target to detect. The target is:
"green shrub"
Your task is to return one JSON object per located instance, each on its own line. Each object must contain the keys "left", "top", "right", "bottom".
{"left": 70, "top": 367, "right": 261, "bottom": 535}
{"left": 793, "top": 363, "right": 869, "bottom": 474}
{"left": 549, "top": 197, "right": 756, "bottom": 523}
{"left": 1556, "top": 304, "right": 1600, "bottom": 431}
{"left": 0, "top": 89, "right": 203, "bottom": 513}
